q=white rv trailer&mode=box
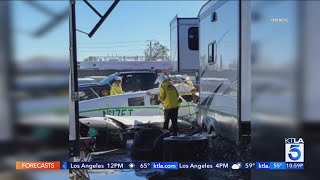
[198,0,251,145]
[170,16,199,75]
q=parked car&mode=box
[78,71,157,101]
[84,76,106,82]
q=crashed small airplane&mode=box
[79,83,198,119]
[79,83,198,131]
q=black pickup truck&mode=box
[78,71,157,101]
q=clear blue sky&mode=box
[13,1,296,65]
[13,1,206,61]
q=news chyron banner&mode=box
[15,161,255,170]
[15,138,304,171]
[15,161,303,171]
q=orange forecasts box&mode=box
[16,161,61,170]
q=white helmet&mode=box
[115,76,122,81]
[182,74,190,81]
[154,75,168,85]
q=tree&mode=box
[144,41,169,61]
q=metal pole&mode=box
[69,0,80,157]
[0,0,15,155]
[88,0,120,38]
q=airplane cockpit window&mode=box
[150,95,160,105]
[126,75,133,83]
[133,74,142,90]
[121,75,130,91]
[122,74,141,92]
[128,97,145,106]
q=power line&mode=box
[78,48,146,53]
[78,44,146,49]
[78,42,163,49]
[78,39,169,45]
[78,40,147,45]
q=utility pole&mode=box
[69,0,120,161]
[149,41,152,61]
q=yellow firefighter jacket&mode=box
[110,83,123,96]
[159,81,180,109]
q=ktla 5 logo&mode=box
[285,138,304,162]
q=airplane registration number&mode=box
[103,109,134,116]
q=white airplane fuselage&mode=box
[79,91,197,119]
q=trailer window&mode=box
[208,41,217,64]
[128,97,145,106]
[188,27,199,50]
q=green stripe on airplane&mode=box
[80,104,197,113]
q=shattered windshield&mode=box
[99,74,117,85]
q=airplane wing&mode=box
[105,115,164,127]
[81,115,194,131]
[80,117,120,130]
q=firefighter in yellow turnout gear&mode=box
[181,75,196,101]
[157,75,180,136]
[110,76,123,96]
[182,74,194,87]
